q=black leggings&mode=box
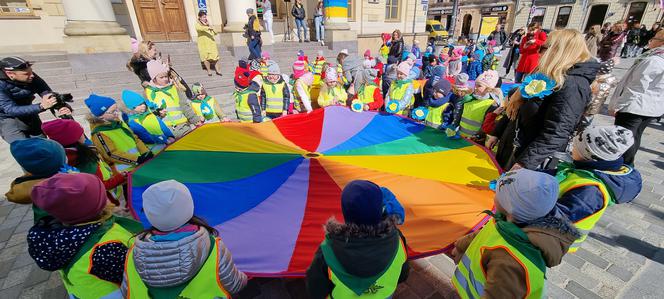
[614,112,656,165]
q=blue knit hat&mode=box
[84,94,116,117]
[10,138,66,176]
[341,180,384,225]
[121,90,146,110]
[495,169,559,223]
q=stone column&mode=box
[323,0,357,52]
[62,0,130,53]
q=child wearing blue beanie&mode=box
[6,138,67,204]
[306,180,409,299]
[121,90,174,153]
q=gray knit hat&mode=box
[246,8,254,14]
[496,169,559,223]
[266,60,280,75]
[573,125,634,161]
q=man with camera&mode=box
[0,56,64,143]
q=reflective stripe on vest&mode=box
[358,84,378,105]
[452,220,545,299]
[327,239,407,298]
[60,222,135,298]
[235,90,255,123]
[424,103,449,128]
[459,99,494,137]
[124,237,230,299]
[264,82,287,113]
[318,85,347,107]
[98,159,122,200]
[557,168,611,253]
[191,97,220,122]
[388,81,413,114]
[145,85,188,127]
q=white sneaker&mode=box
[320,40,325,46]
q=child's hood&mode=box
[27,219,102,271]
[593,165,642,204]
[522,214,580,267]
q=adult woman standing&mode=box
[597,23,626,62]
[503,28,524,77]
[489,29,600,170]
[292,0,310,43]
[387,30,404,65]
[515,22,547,83]
[196,11,221,76]
[261,0,274,44]
[313,1,325,46]
[127,41,193,99]
[585,25,602,57]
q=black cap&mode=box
[0,56,33,71]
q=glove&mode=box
[381,187,405,224]
[137,152,154,164]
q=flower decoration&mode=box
[59,165,80,174]
[519,73,556,99]
[351,100,364,112]
[385,100,401,114]
[411,107,428,120]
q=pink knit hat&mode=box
[32,173,107,225]
[397,61,411,76]
[261,51,270,60]
[475,70,499,88]
[41,119,84,147]
[325,67,338,83]
[147,60,169,82]
[364,49,371,58]
[293,60,307,79]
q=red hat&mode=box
[234,66,251,88]
[41,119,84,147]
[32,173,107,225]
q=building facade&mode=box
[0,0,427,55]
[427,0,516,40]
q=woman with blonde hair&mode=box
[488,29,600,170]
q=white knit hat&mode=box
[142,180,195,232]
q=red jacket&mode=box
[65,149,125,192]
[516,30,547,74]
[353,85,384,111]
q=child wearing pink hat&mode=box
[385,62,415,115]
[318,67,348,108]
[292,60,314,112]
[451,70,501,140]
[448,48,464,76]
[28,173,143,299]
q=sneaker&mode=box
[320,40,325,46]
[305,40,310,43]
[299,40,303,43]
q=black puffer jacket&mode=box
[291,4,306,20]
[513,60,600,169]
[0,74,51,135]
[387,39,404,65]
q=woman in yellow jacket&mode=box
[196,11,222,76]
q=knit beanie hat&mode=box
[297,50,305,58]
[146,60,169,82]
[325,67,338,83]
[433,79,452,97]
[475,70,499,88]
[293,60,307,79]
[573,125,634,161]
[191,82,205,96]
[454,73,469,88]
[341,180,384,225]
[32,173,107,225]
[10,138,66,176]
[261,51,270,60]
[397,61,411,76]
[267,60,280,75]
[121,89,146,110]
[496,169,559,223]
[84,94,116,117]
[364,49,371,57]
[234,66,251,88]
[142,180,195,232]
[41,119,84,147]
[246,8,254,14]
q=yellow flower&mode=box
[524,80,548,96]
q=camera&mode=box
[50,92,74,119]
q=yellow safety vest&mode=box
[357,84,379,106]
[263,81,287,114]
[318,85,348,108]
[59,218,139,298]
[234,89,257,123]
[556,165,611,253]
[425,103,450,128]
[191,96,221,123]
[145,85,188,127]
[313,59,326,75]
[452,219,545,299]
[324,238,407,298]
[293,79,311,109]
[336,64,348,85]
[97,159,122,200]
[388,80,413,115]
[123,237,230,299]
[459,98,494,137]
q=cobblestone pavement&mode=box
[1,56,663,298]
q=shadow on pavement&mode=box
[588,232,664,266]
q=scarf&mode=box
[191,96,215,120]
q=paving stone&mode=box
[41,285,67,299]
[0,205,12,217]
[0,283,24,299]
[0,228,13,243]
[580,262,625,292]
[12,221,32,235]
[0,259,12,279]
[597,284,618,299]
[4,232,26,248]
[565,280,602,299]
[575,248,610,270]
[607,264,634,282]
[12,252,34,270]
[545,268,568,286]
[545,282,574,299]
[394,284,419,299]
[405,266,438,298]
[562,253,586,269]
[556,262,600,291]
[2,264,31,289]
[0,244,25,262]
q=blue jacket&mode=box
[554,159,642,222]
[0,74,51,121]
[123,112,174,145]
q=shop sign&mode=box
[533,0,576,5]
[481,6,509,14]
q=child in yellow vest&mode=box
[449,70,500,140]
[121,89,175,153]
[121,180,247,298]
[306,180,409,299]
[451,169,580,299]
[145,60,202,138]
[317,67,348,108]
[260,61,291,119]
[385,62,414,115]
[352,68,384,111]
[292,60,314,113]
[28,173,143,299]
[191,83,229,123]
[85,94,153,172]
[234,65,264,123]
[554,125,642,253]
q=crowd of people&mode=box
[0,14,662,298]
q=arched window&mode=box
[462,14,472,37]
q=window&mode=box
[555,6,572,29]
[385,0,399,21]
[531,7,546,25]
[348,0,354,21]
[0,0,34,17]
[626,2,647,26]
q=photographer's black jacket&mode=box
[0,73,51,121]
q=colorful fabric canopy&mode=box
[129,106,500,277]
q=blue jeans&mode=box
[248,37,262,60]
[515,71,525,83]
[295,18,308,41]
[314,16,325,42]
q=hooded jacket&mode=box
[454,214,580,298]
[513,60,600,169]
[306,217,410,299]
[120,226,247,296]
[608,47,664,117]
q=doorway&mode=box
[584,4,608,33]
[133,0,190,42]
[626,2,647,26]
[462,14,472,38]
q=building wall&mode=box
[349,0,426,35]
[0,0,66,54]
